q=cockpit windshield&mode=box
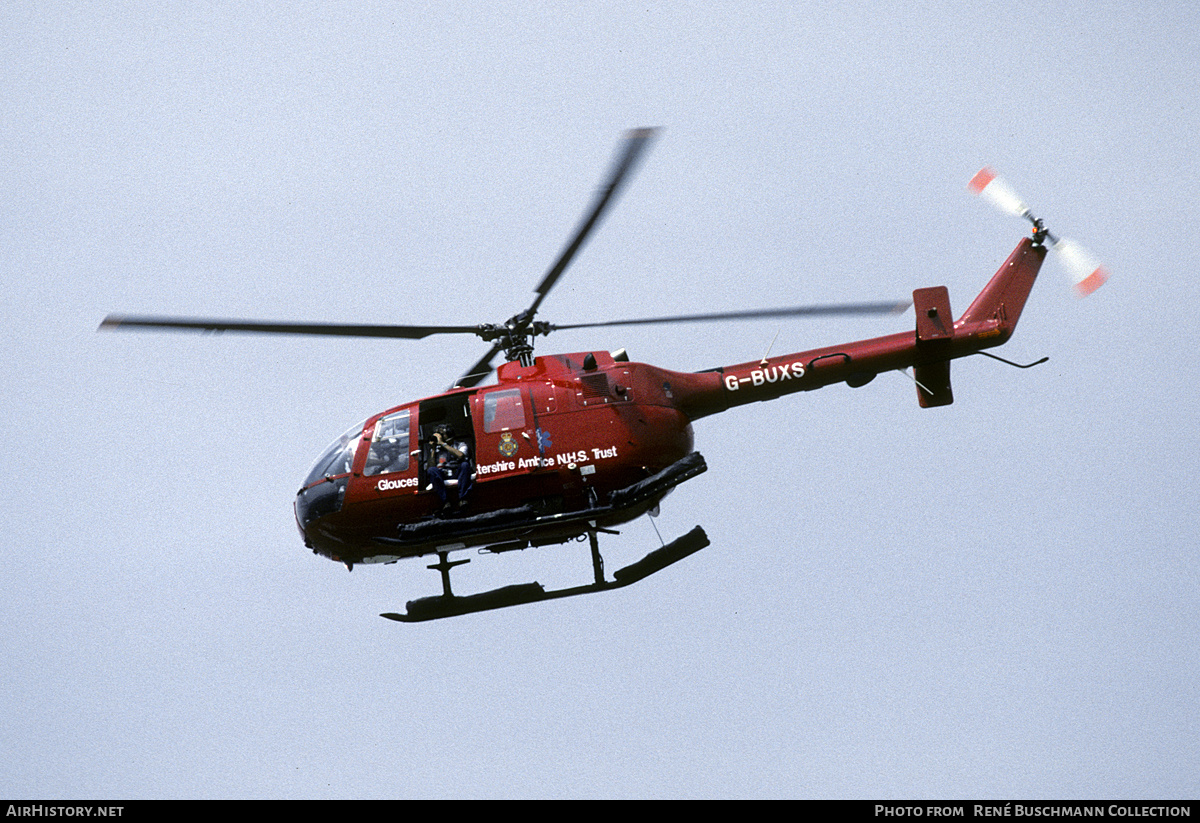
[303,424,362,488]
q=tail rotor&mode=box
[970,167,1109,297]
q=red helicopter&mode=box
[101,129,1107,622]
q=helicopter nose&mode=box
[295,475,349,542]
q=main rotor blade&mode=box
[99,315,482,339]
[550,301,911,331]
[453,342,506,388]
[527,127,659,317]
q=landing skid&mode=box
[380,525,709,623]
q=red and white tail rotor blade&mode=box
[1050,236,1109,297]
[969,167,1030,219]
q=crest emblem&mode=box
[498,431,519,457]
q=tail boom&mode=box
[673,237,1047,418]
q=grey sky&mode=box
[3,1,1198,799]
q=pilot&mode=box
[428,424,473,514]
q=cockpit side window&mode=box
[482,388,525,433]
[364,409,411,477]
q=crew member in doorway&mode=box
[428,424,473,515]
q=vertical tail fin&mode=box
[958,238,1047,341]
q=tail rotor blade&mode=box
[1051,237,1109,297]
[969,167,1031,218]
